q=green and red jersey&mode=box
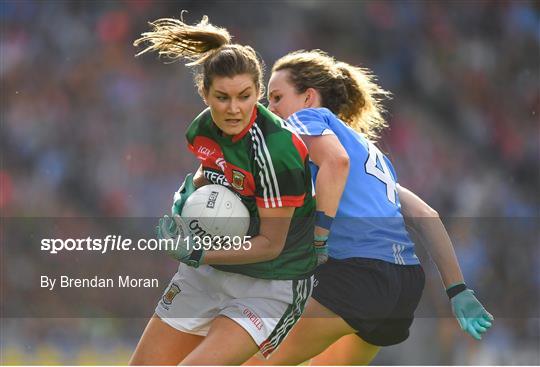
[185,103,316,280]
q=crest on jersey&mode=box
[162,283,181,305]
[232,170,245,190]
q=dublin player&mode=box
[129,16,316,365]
[247,50,494,365]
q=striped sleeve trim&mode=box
[287,113,310,135]
[287,109,329,136]
[255,194,305,208]
[249,123,282,209]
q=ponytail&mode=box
[134,13,264,97]
[272,50,390,140]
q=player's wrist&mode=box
[446,282,468,299]
[186,248,205,267]
[315,210,334,231]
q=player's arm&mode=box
[201,206,294,265]
[302,134,349,235]
[302,134,349,264]
[398,184,493,339]
[397,184,464,287]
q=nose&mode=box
[228,99,240,114]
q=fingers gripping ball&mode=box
[172,173,196,216]
[181,184,250,239]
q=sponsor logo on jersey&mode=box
[162,283,181,305]
[216,157,227,171]
[197,146,216,158]
[242,307,263,330]
[207,191,219,208]
[232,170,245,190]
[204,170,230,186]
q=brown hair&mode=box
[134,13,264,97]
[272,50,390,140]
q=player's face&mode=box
[267,69,308,119]
[205,74,259,136]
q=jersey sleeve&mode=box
[253,130,310,209]
[286,108,335,136]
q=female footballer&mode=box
[246,50,494,365]
[129,17,317,365]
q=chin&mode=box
[218,127,238,137]
[223,123,247,136]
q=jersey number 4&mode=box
[364,141,397,204]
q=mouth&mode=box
[225,119,242,125]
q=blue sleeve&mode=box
[286,108,335,136]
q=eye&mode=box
[273,95,281,103]
[240,94,251,100]
[217,96,228,101]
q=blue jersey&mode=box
[287,108,419,265]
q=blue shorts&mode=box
[312,257,425,346]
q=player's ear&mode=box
[304,88,320,108]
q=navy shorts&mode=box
[312,257,425,346]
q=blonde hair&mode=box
[272,50,391,140]
[134,13,264,97]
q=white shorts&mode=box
[155,264,313,358]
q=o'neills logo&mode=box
[188,219,210,238]
[243,308,263,330]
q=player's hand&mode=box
[172,173,196,216]
[156,214,205,267]
[314,234,328,266]
[450,287,494,340]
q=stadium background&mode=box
[1,0,538,365]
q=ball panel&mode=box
[181,184,250,238]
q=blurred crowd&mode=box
[1,0,539,365]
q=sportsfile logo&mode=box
[206,191,219,208]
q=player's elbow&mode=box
[267,247,284,260]
[257,236,285,261]
[336,153,350,171]
[326,153,350,176]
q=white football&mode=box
[181,184,250,238]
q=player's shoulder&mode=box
[290,107,334,122]
[251,104,308,162]
[252,103,293,141]
[186,108,213,142]
[253,103,285,131]
[287,108,339,136]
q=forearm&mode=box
[398,185,464,288]
[411,216,464,288]
[201,207,293,265]
[201,234,280,265]
[314,159,349,236]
